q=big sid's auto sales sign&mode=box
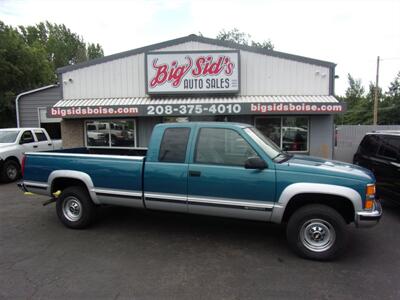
[145,51,240,94]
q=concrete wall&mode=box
[61,119,84,148]
[309,115,334,159]
[18,85,61,127]
[137,117,162,147]
[334,125,400,162]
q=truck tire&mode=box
[56,186,96,229]
[1,160,20,182]
[286,204,348,261]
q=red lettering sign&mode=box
[150,57,193,88]
[147,51,239,94]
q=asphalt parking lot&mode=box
[0,182,399,300]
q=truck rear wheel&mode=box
[286,204,348,261]
[56,186,96,229]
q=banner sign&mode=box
[48,102,346,118]
[145,51,240,94]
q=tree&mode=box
[0,21,54,127]
[87,43,104,60]
[378,72,400,125]
[345,74,365,100]
[216,28,274,50]
[337,72,400,125]
[18,21,99,69]
[0,20,105,127]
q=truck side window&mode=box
[359,135,380,156]
[377,136,400,161]
[195,128,258,166]
[159,128,190,163]
[34,131,47,142]
[20,131,34,144]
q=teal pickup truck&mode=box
[18,122,382,260]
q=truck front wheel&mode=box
[56,186,96,229]
[1,160,20,182]
[286,204,348,261]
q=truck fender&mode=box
[270,183,363,224]
[48,170,99,204]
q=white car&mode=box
[0,128,62,182]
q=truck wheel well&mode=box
[51,178,88,194]
[5,156,21,167]
[281,193,355,224]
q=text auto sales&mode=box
[150,55,235,91]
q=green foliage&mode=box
[18,21,99,69]
[87,43,104,60]
[337,72,400,125]
[216,28,274,50]
[0,21,54,127]
[0,20,104,127]
[378,72,400,125]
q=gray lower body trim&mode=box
[143,192,275,221]
[144,192,187,213]
[23,181,50,196]
[187,196,274,211]
[94,188,144,208]
[187,195,274,221]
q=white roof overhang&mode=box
[49,95,345,118]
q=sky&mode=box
[1,0,399,96]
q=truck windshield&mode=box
[0,131,19,143]
[245,127,287,161]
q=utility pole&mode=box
[373,56,380,125]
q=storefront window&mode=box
[86,120,136,148]
[254,117,281,146]
[255,116,309,152]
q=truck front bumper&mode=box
[355,200,382,228]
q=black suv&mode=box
[353,131,400,200]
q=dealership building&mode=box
[17,34,344,158]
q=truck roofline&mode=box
[155,122,253,129]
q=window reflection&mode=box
[86,120,136,148]
[255,116,309,152]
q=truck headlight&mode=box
[365,183,376,210]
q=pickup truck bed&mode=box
[19,122,382,261]
[23,149,145,205]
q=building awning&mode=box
[48,95,345,118]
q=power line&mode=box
[381,57,400,61]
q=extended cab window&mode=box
[159,128,190,163]
[34,131,47,142]
[195,128,258,166]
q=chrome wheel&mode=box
[63,197,82,222]
[300,219,336,252]
[6,164,18,180]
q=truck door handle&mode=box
[48,143,52,146]
[33,145,38,148]
[189,170,201,177]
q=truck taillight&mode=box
[365,184,376,210]
[21,155,26,178]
